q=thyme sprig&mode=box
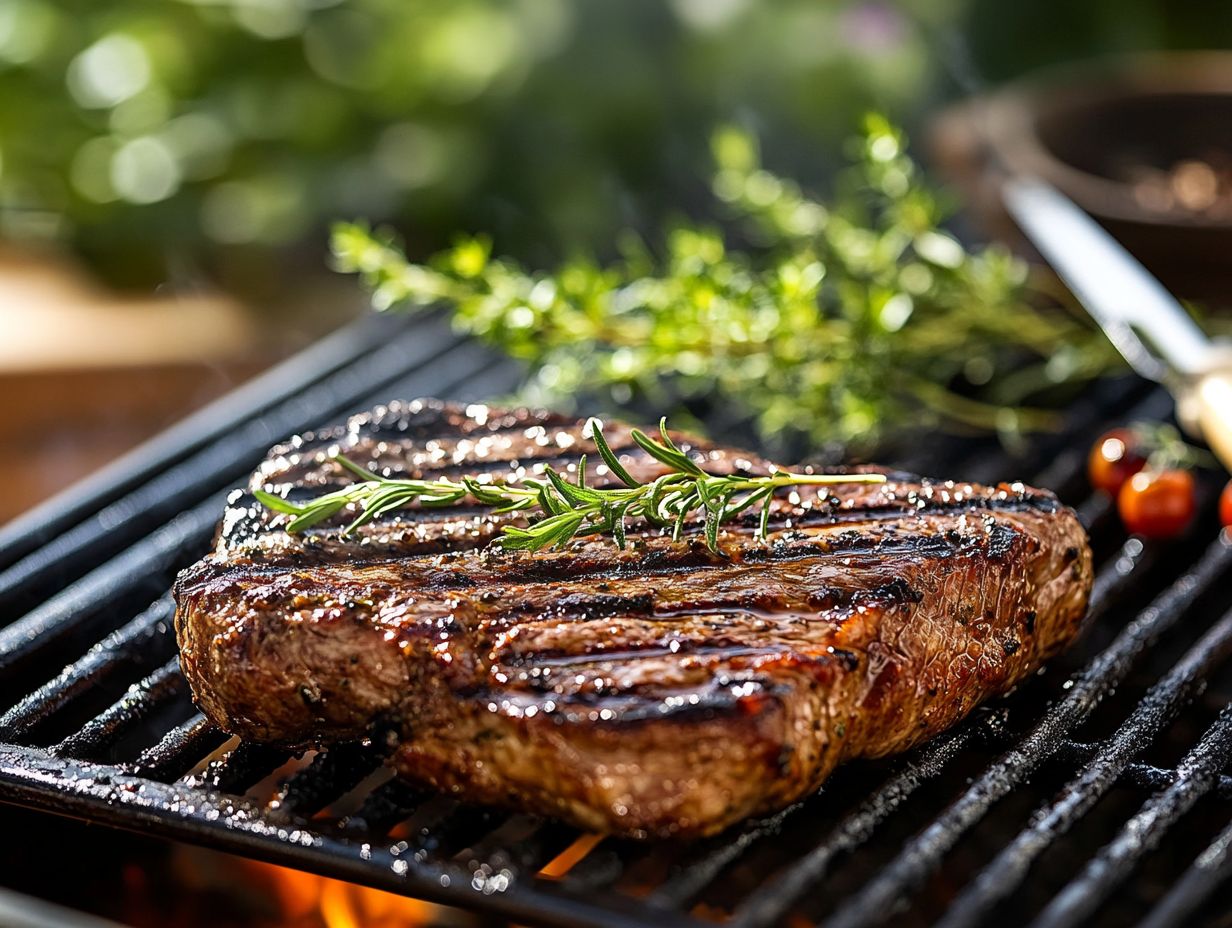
[331,115,1121,454]
[253,418,885,552]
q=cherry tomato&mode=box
[1088,428,1148,496]
[1117,469,1196,539]
[1220,480,1232,530]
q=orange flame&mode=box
[240,858,442,928]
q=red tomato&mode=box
[1117,470,1196,539]
[1088,428,1147,496]
[1221,480,1232,530]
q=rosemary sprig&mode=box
[253,418,885,552]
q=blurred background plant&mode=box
[3,0,1225,298]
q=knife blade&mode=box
[1002,176,1213,378]
[1001,176,1232,470]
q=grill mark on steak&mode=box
[492,577,923,625]
[260,407,729,489]
[277,401,578,451]
[462,677,790,725]
[174,400,1092,839]
[180,520,1023,599]
[509,642,790,668]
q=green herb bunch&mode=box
[331,115,1118,453]
[254,417,884,552]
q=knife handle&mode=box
[1180,367,1232,473]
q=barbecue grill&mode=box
[2,312,1231,928]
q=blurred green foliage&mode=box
[0,0,947,287]
[1,0,1221,292]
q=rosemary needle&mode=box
[253,417,885,553]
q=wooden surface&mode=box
[0,364,269,523]
[0,246,270,523]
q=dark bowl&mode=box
[931,52,1232,303]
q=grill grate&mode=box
[1,314,1231,927]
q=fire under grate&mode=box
[1,313,1231,927]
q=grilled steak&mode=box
[174,400,1092,838]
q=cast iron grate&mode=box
[1,313,1231,927]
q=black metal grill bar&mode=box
[817,536,1232,928]
[1079,538,1149,622]
[53,658,185,760]
[1033,704,1232,928]
[1056,740,1232,799]
[937,603,1232,928]
[448,810,566,867]
[553,840,630,893]
[646,804,804,911]
[1073,495,1112,533]
[453,811,539,862]
[0,743,683,928]
[0,595,174,741]
[1136,816,1232,928]
[402,797,503,856]
[0,315,396,571]
[1116,762,1232,801]
[133,714,227,782]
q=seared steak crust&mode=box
[174,400,1092,838]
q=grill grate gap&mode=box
[189,741,297,796]
[269,741,387,818]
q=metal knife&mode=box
[1002,177,1232,471]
